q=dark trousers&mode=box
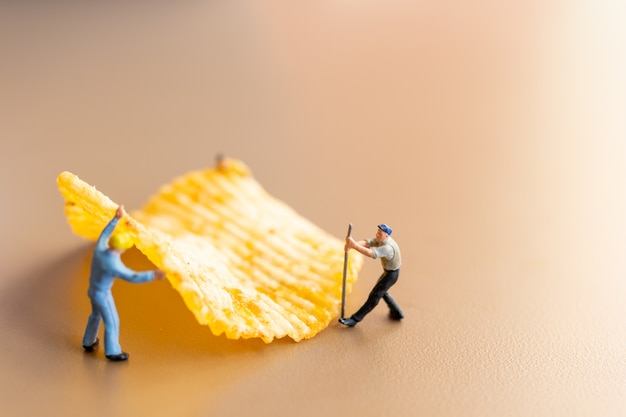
[352,268,402,322]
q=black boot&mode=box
[83,338,99,352]
[389,310,404,320]
[106,352,129,361]
[383,293,403,320]
[338,317,358,327]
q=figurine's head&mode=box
[376,224,392,242]
[109,232,134,251]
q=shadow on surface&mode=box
[0,246,90,353]
[1,245,289,361]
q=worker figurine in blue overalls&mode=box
[82,205,165,361]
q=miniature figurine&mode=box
[339,224,403,327]
[216,153,227,170]
[82,205,165,361]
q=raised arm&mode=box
[95,205,127,251]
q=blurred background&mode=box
[1,1,625,416]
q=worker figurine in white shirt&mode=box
[339,224,404,327]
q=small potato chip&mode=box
[57,158,362,342]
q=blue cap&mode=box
[378,224,392,235]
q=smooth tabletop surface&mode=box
[1,2,626,416]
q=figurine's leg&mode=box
[100,293,122,356]
[82,302,102,348]
[382,293,404,320]
[351,269,399,323]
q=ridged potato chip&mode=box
[57,158,362,342]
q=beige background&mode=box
[1,1,626,416]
